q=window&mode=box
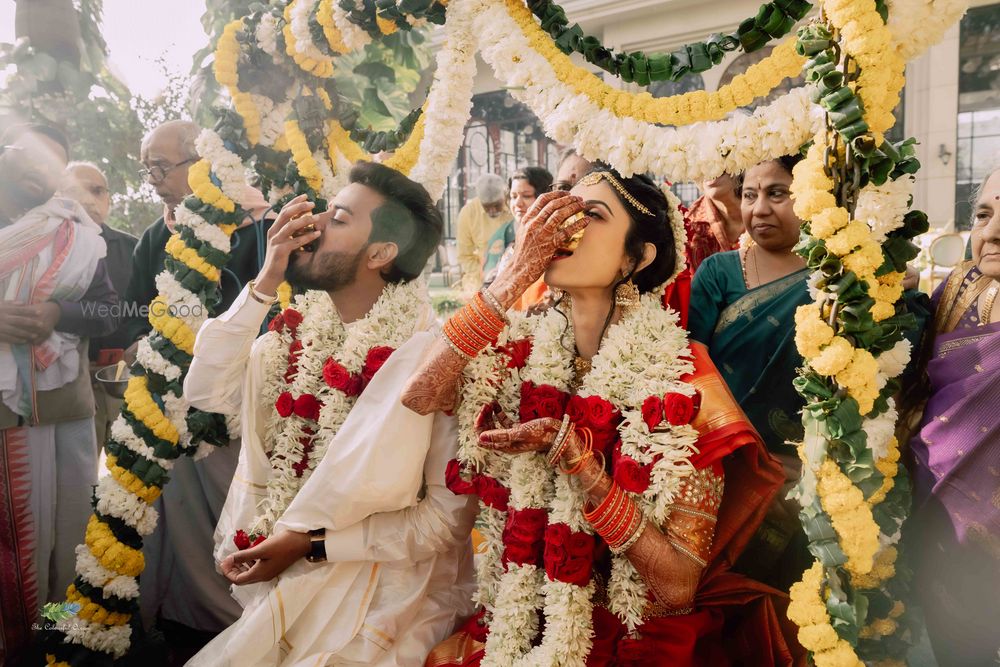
[955,3,1000,230]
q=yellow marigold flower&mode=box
[872,301,895,322]
[819,460,879,576]
[795,304,836,359]
[811,207,851,240]
[810,336,855,376]
[376,15,398,35]
[799,623,840,652]
[842,242,884,281]
[825,220,871,256]
[795,191,838,223]
[814,642,864,667]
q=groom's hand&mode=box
[221,530,312,585]
[254,194,322,297]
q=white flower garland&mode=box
[175,205,231,253]
[328,0,371,51]
[888,0,973,61]
[195,129,247,204]
[94,476,159,536]
[73,544,140,600]
[473,0,822,183]
[399,0,478,201]
[854,175,914,243]
[251,279,430,536]
[290,0,335,66]
[460,291,699,665]
[58,617,131,658]
[256,11,282,61]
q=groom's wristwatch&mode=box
[306,528,327,563]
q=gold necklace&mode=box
[981,282,999,326]
[572,352,592,390]
[740,239,755,287]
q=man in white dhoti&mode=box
[183,162,476,666]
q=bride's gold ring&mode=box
[562,211,586,228]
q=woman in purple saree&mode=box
[906,168,1000,666]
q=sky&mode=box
[0,0,208,98]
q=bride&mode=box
[403,168,802,666]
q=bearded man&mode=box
[183,162,476,666]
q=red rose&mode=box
[285,340,303,382]
[543,523,594,586]
[282,308,303,331]
[585,395,617,429]
[500,338,532,369]
[251,534,266,547]
[519,382,567,422]
[613,453,651,494]
[362,346,395,384]
[663,392,695,426]
[474,474,510,511]
[565,395,588,424]
[293,393,321,421]
[267,313,285,332]
[502,507,548,567]
[445,459,477,496]
[233,529,251,550]
[323,358,361,396]
[275,391,294,417]
[641,395,664,431]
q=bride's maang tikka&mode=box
[578,171,653,217]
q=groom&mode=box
[183,162,476,666]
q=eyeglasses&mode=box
[139,158,197,184]
[549,181,573,192]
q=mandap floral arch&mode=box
[43,0,972,664]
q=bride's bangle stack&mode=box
[584,481,644,555]
[443,291,507,359]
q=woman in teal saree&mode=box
[689,156,811,591]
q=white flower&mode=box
[256,12,282,61]
[855,176,914,243]
[196,129,248,204]
[877,339,912,379]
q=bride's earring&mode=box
[614,278,640,310]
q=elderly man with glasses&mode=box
[120,119,274,660]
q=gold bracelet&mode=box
[248,280,278,305]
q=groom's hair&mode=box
[349,161,443,284]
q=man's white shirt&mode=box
[183,286,476,666]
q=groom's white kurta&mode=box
[182,287,476,666]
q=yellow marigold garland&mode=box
[277,281,293,310]
[824,0,905,144]
[164,235,222,283]
[867,438,899,506]
[817,459,880,576]
[213,20,264,145]
[283,0,335,78]
[189,159,237,213]
[123,375,180,444]
[105,455,161,504]
[45,657,71,667]
[65,585,131,627]
[327,120,370,164]
[383,113,426,175]
[315,0,351,54]
[84,516,144,578]
[285,119,325,192]
[504,0,805,126]
[787,562,865,667]
[146,296,197,356]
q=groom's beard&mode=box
[285,244,366,291]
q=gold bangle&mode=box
[248,280,278,305]
[579,451,608,493]
[479,289,507,322]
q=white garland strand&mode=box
[406,0,478,200]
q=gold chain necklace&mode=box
[740,239,755,287]
[981,282,999,326]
